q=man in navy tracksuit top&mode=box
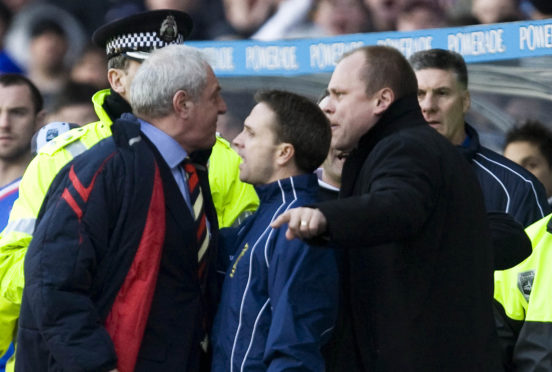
[211,90,338,372]
[409,49,550,228]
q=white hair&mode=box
[130,44,209,118]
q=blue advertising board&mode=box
[187,19,552,77]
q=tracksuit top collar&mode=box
[254,173,319,204]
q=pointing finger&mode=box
[271,211,291,228]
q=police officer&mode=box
[494,213,552,372]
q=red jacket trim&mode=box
[104,163,166,372]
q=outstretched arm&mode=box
[274,135,441,247]
[271,207,327,240]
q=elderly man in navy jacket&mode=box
[17,45,225,372]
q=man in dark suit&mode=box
[16,45,225,371]
[272,45,502,371]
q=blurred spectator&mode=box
[396,1,448,31]
[527,0,552,19]
[70,43,108,90]
[471,0,526,23]
[145,0,229,40]
[505,96,549,125]
[45,81,97,125]
[316,146,346,200]
[504,120,552,204]
[443,0,474,21]
[251,0,314,40]
[363,0,405,31]
[46,0,144,37]
[310,0,371,36]
[0,72,44,372]
[103,1,145,24]
[263,0,372,40]
[0,0,32,13]
[145,0,198,8]
[217,91,254,142]
[447,13,480,26]
[27,19,69,104]
[4,1,86,71]
[0,73,44,250]
[0,2,21,73]
[221,0,279,38]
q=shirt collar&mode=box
[138,118,188,168]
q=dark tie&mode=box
[182,158,210,278]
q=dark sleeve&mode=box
[22,163,118,371]
[217,225,244,294]
[264,229,339,371]
[493,300,522,372]
[511,176,550,227]
[513,321,552,371]
[316,136,440,247]
[218,227,240,272]
[488,212,532,270]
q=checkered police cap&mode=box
[92,9,193,60]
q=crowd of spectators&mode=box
[0,0,550,128]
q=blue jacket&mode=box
[211,174,338,372]
[460,123,550,227]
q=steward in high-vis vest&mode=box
[494,213,552,372]
[0,10,259,365]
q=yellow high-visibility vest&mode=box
[494,213,552,371]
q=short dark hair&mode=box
[30,19,65,39]
[343,46,418,99]
[0,74,43,113]
[505,120,552,167]
[254,90,331,174]
[409,48,468,88]
[49,81,97,113]
[400,0,445,16]
[107,54,132,70]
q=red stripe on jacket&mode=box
[62,155,115,218]
[104,163,166,372]
[61,189,82,219]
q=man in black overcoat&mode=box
[272,45,502,372]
